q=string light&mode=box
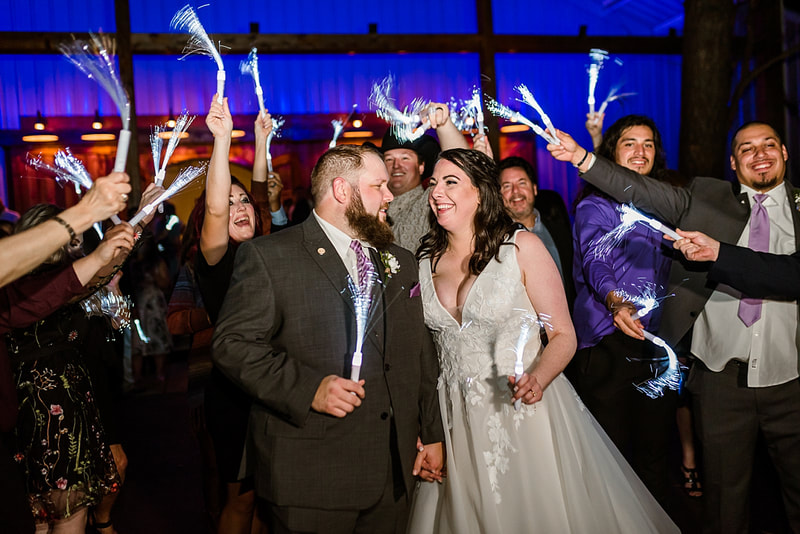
[34,110,46,131]
[92,110,103,130]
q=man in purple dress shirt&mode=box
[571,115,677,513]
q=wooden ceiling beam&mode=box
[0,32,683,55]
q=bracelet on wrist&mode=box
[573,149,591,169]
[52,216,80,247]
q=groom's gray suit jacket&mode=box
[212,215,444,510]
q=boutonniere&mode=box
[793,191,800,211]
[379,250,400,281]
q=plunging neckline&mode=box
[426,258,483,329]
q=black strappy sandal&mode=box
[681,464,703,498]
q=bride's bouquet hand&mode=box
[509,373,543,405]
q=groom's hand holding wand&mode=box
[311,375,366,418]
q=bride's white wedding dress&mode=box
[408,232,678,533]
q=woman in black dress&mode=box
[196,95,283,534]
[7,205,137,533]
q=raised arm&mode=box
[200,95,234,266]
[512,231,576,403]
[426,102,469,150]
[252,110,274,190]
[585,111,604,150]
[1,222,134,332]
[0,172,130,288]
[547,129,690,226]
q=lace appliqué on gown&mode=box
[408,230,678,534]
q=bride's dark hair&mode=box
[417,148,517,275]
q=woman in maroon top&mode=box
[3,212,135,534]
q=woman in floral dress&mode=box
[6,203,140,533]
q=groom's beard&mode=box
[345,190,394,250]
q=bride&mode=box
[408,149,678,533]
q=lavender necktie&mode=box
[737,193,769,327]
[350,240,375,293]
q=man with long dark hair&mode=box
[570,115,677,512]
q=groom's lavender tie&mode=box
[738,193,770,327]
[350,240,375,293]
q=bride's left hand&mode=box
[509,373,543,405]
[413,438,446,482]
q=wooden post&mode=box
[476,0,500,158]
[115,0,141,205]
[679,0,735,178]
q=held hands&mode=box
[254,110,274,145]
[311,375,365,418]
[605,290,644,340]
[672,228,720,263]
[80,172,131,223]
[508,372,543,405]
[413,437,445,483]
[206,95,233,139]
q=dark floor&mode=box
[107,353,791,534]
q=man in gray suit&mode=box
[213,144,445,534]
[548,122,800,534]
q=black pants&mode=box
[687,361,800,534]
[572,330,677,512]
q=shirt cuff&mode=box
[578,153,597,175]
[271,207,289,226]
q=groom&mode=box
[213,144,444,534]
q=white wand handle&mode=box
[113,129,131,173]
[266,134,275,173]
[350,351,362,382]
[109,129,131,226]
[256,88,265,115]
[514,365,524,411]
[646,219,681,241]
[128,204,154,227]
[130,185,175,226]
[216,70,226,104]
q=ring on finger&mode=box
[121,193,129,201]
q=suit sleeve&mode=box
[709,242,800,299]
[582,156,691,226]
[212,240,326,427]
[418,319,445,445]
